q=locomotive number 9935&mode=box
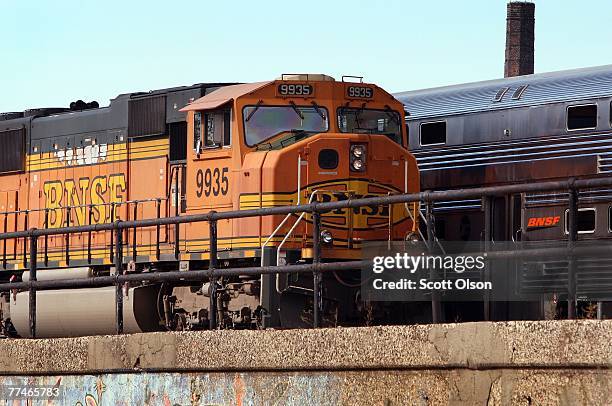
[346,85,373,99]
[196,167,229,198]
[277,83,313,97]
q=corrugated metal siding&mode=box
[396,65,612,120]
[128,95,166,137]
[520,258,612,297]
[525,189,612,206]
[0,128,25,173]
[414,132,612,172]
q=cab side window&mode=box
[194,109,232,152]
[205,110,231,148]
[193,112,203,151]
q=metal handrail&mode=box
[2,176,612,241]
[275,190,321,294]
[260,155,304,266]
[276,190,321,266]
[0,197,167,217]
[403,160,444,254]
[0,175,611,336]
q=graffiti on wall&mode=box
[0,372,337,405]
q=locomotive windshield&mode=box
[338,108,403,145]
[244,105,329,148]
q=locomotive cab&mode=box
[180,75,420,263]
[177,75,420,327]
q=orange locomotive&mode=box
[0,74,419,336]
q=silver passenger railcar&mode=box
[395,65,612,319]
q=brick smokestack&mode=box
[504,1,535,77]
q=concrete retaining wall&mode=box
[0,320,610,405]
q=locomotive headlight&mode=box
[351,144,365,158]
[320,230,334,244]
[350,144,367,172]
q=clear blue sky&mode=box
[2,0,611,112]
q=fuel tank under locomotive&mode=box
[1,268,164,338]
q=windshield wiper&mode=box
[289,101,304,120]
[245,100,264,122]
[310,101,326,120]
[353,102,368,128]
[384,104,401,126]
[357,102,367,118]
[339,101,349,116]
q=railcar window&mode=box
[492,87,509,102]
[564,208,596,234]
[193,112,202,151]
[420,121,446,146]
[204,110,231,148]
[194,110,232,152]
[511,84,529,100]
[244,105,328,148]
[337,108,402,145]
[609,206,612,232]
[567,104,597,131]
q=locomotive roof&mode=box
[0,82,238,123]
[395,64,612,120]
[181,82,271,112]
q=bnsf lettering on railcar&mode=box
[527,216,560,228]
[43,174,127,228]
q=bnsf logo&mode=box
[527,216,560,228]
[317,191,390,217]
[43,174,127,228]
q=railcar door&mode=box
[491,196,509,241]
[490,193,543,320]
[185,108,234,256]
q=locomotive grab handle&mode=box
[275,190,321,294]
[260,155,304,267]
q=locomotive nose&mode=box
[306,134,409,185]
[300,133,417,249]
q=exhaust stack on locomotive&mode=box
[0,74,419,336]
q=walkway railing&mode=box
[0,197,170,268]
[1,176,612,337]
